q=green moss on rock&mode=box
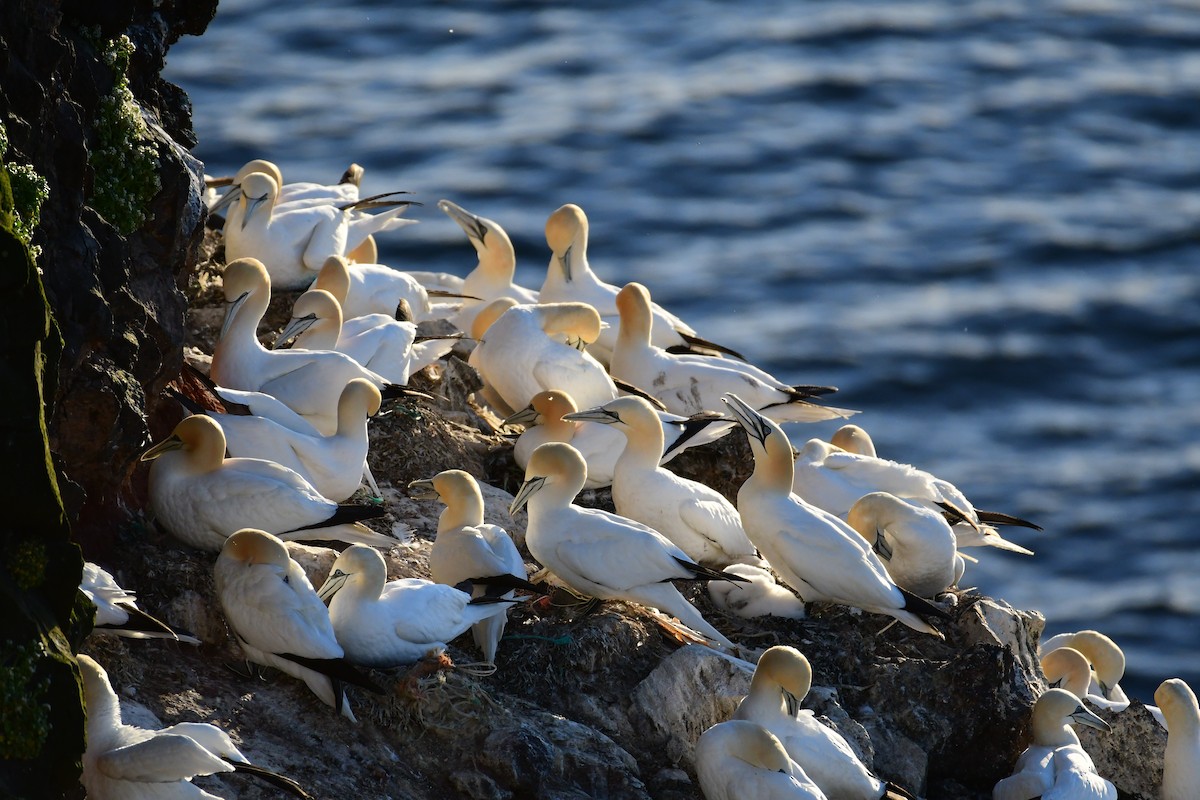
[88,35,162,235]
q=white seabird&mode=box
[409,469,534,665]
[830,424,877,457]
[208,158,362,213]
[563,395,757,567]
[992,688,1114,800]
[508,441,744,649]
[311,254,445,323]
[791,436,1036,556]
[1156,678,1199,800]
[539,203,742,364]
[708,563,807,621]
[695,719,828,800]
[734,646,914,800]
[82,562,200,644]
[610,282,853,424]
[223,171,416,291]
[469,300,618,414]
[797,424,1041,541]
[209,258,418,435]
[845,491,964,599]
[141,415,393,552]
[275,288,454,386]
[210,377,381,502]
[214,529,379,721]
[78,653,313,800]
[721,393,947,636]
[1040,646,1095,700]
[316,544,512,668]
[506,389,735,490]
[439,199,539,333]
[1037,630,1165,727]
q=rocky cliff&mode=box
[0,1,1170,798]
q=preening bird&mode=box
[695,719,828,800]
[210,377,381,502]
[78,652,314,800]
[845,492,964,598]
[469,300,618,414]
[316,544,513,668]
[275,288,454,385]
[214,529,381,722]
[410,469,534,665]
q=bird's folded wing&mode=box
[97,733,233,781]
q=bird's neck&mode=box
[439,498,484,533]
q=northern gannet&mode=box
[439,199,539,333]
[1156,678,1199,799]
[275,289,454,386]
[1038,631,1130,710]
[214,529,380,721]
[506,390,735,489]
[610,283,853,424]
[316,544,512,668]
[211,378,380,502]
[409,469,533,665]
[208,158,362,213]
[209,258,417,435]
[508,442,745,649]
[469,300,617,414]
[142,415,392,552]
[223,171,416,290]
[311,254,443,323]
[1037,630,1165,726]
[992,688,1114,800]
[563,396,757,567]
[539,203,741,364]
[82,562,200,644]
[721,393,947,636]
[791,437,1036,556]
[845,492,964,598]
[707,563,807,621]
[695,719,828,800]
[78,653,313,800]
[734,646,914,800]
[830,424,877,457]
[1040,647,1094,700]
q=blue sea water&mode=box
[165,0,1200,700]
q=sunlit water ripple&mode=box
[167,0,1200,699]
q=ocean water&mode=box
[165,0,1200,700]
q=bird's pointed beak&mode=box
[219,291,251,342]
[209,185,242,214]
[406,478,439,501]
[874,532,893,562]
[509,476,546,516]
[502,405,540,428]
[721,393,771,446]
[438,199,488,244]
[561,407,621,425]
[559,245,573,282]
[241,193,268,229]
[140,435,184,462]
[274,314,318,349]
[1069,704,1111,732]
[316,570,348,604]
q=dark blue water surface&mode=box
[166,0,1200,699]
